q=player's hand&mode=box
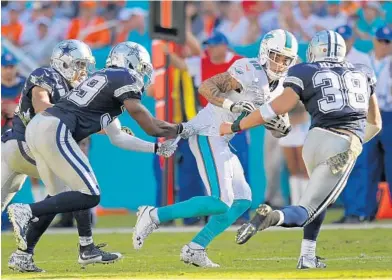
[264,113,291,137]
[230,101,256,114]
[156,139,178,158]
[178,122,197,139]
[220,122,234,136]
[121,126,135,136]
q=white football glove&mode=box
[156,139,178,158]
[230,101,257,114]
[264,113,291,138]
[178,122,197,139]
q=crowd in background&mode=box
[1,1,392,227]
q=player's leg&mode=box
[237,128,361,245]
[181,136,244,267]
[7,115,100,250]
[133,135,231,252]
[1,140,36,211]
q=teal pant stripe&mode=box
[197,136,220,198]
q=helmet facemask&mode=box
[263,49,297,80]
[69,57,96,87]
[135,61,153,87]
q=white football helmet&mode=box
[306,30,346,63]
[259,29,298,81]
[51,39,95,87]
[106,41,153,87]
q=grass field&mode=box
[2,210,392,280]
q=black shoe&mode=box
[236,204,279,244]
[78,243,122,267]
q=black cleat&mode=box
[236,204,279,244]
[78,243,122,267]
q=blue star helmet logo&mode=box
[59,43,77,58]
[127,45,141,61]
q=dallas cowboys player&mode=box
[5,41,179,271]
[132,29,297,267]
[220,30,382,269]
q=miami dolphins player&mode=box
[6,41,188,267]
[220,30,382,269]
[133,29,297,267]
[4,40,178,272]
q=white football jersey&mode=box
[188,58,273,140]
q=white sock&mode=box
[188,241,204,250]
[79,236,93,247]
[149,208,160,224]
[289,176,301,205]
[16,249,30,255]
[300,239,316,258]
[31,185,45,202]
[275,210,284,226]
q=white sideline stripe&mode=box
[2,223,392,235]
[31,255,392,264]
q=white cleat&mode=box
[180,244,220,268]
[132,206,158,250]
[7,204,33,251]
[297,255,327,269]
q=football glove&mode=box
[230,101,257,114]
[155,139,178,158]
[121,126,135,136]
[264,113,291,138]
[178,122,197,139]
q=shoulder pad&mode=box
[28,67,55,93]
[228,58,261,88]
[113,69,144,98]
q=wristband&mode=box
[154,143,159,153]
[231,120,242,133]
[259,103,277,122]
[176,123,183,135]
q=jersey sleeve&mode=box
[283,63,309,99]
[26,68,55,95]
[113,71,144,104]
[227,58,255,90]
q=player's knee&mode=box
[232,199,251,213]
[82,193,100,209]
[195,196,229,214]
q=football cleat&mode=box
[8,250,45,273]
[133,206,158,250]
[78,243,122,267]
[7,204,33,251]
[236,204,279,244]
[180,244,220,268]
[297,256,327,269]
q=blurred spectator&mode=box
[337,25,371,66]
[191,1,221,42]
[315,1,348,31]
[257,1,279,34]
[67,1,110,48]
[22,17,58,66]
[41,2,71,41]
[1,53,25,134]
[294,1,320,42]
[278,2,302,40]
[114,8,147,45]
[364,26,392,221]
[241,1,262,45]
[354,2,385,40]
[216,2,247,45]
[1,3,23,45]
[340,1,361,18]
[19,2,43,46]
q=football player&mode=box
[220,30,382,269]
[132,29,297,267]
[4,40,178,272]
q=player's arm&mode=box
[104,118,156,152]
[220,87,299,135]
[364,94,382,143]
[198,72,242,108]
[123,99,182,138]
[31,86,53,113]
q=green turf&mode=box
[2,228,392,279]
